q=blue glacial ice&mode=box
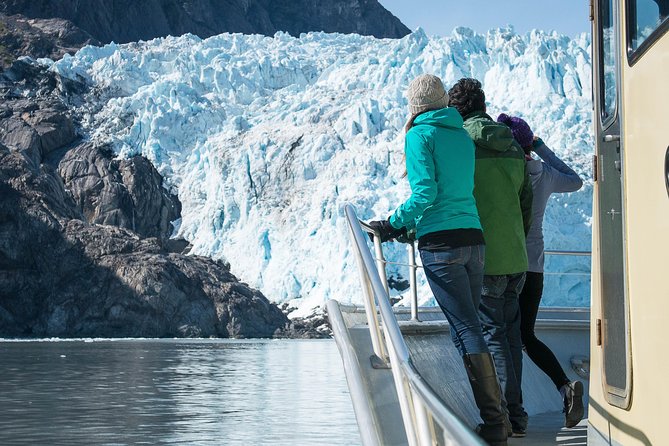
[48,27,594,316]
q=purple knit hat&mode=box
[497,113,534,148]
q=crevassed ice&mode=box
[48,28,593,316]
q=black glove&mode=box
[368,220,406,243]
[395,228,416,244]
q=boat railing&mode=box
[366,235,592,323]
[345,203,486,446]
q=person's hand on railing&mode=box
[367,220,407,242]
[395,228,416,244]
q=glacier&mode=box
[46,27,594,316]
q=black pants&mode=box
[519,271,570,391]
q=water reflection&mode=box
[0,339,360,445]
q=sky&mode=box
[379,0,591,38]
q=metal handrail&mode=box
[345,204,485,446]
[375,250,592,271]
[544,250,591,256]
[370,244,590,320]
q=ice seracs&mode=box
[47,27,593,316]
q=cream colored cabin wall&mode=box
[619,28,669,443]
[589,9,669,445]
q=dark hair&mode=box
[447,78,486,118]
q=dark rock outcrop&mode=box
[1,0,410,45]
[58,143,181,241]
[277,304,332,339]
[0,13,99,68]
[0,60,289,338]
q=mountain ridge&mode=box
[1,0,410,44]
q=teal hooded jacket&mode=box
[389,108,481,239]
[462,111,533,275]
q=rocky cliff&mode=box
[1,0,410,43]
[0,13,99,68]
[0,60,298,338]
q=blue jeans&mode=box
[420,245,488,355]
[479,272,528,430]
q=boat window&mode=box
[600,0,617,124]
[627,0,669,63]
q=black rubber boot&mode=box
[463,353,509,446]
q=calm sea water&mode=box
[0,339,361,446]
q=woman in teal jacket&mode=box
[369,74,507,446]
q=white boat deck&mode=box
[510,412,587,445]
[332,304,590,446]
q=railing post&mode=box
[350,226,388,363]
[412,396,433,446]
[408,242,419,322]
[374,237,390,296]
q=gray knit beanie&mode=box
[406,74,449,116]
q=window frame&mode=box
[600,0,618,127]
[626,0,669,65]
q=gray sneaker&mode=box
[560,381,584,428]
